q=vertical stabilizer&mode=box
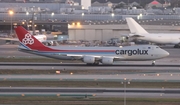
[126,18,149,35]
[14,26,56,51]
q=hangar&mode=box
[68,25,129,41]
[68,24,180,42]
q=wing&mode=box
[62,54,125,61]
[0,38,18,41]
[66,54,101,60]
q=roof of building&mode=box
[149,0,162,5]
[92,0,165,4]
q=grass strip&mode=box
[0,69,160,74]
[0,97,180,105]
[0,57,80,63]
[0,81,180,88]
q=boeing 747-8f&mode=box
[126,18,180,48]
[14,26,169,65]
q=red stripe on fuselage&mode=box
[37,49,115,52]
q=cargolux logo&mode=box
[115,49,148,56]
[22,33,34,45]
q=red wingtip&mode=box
[14,26,52,51]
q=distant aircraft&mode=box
[14,26,169,65]
[126,18,180,48]
[0,34,46,42]
[0,33,55,46]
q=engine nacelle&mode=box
[83,56,95,63]
[101,57,114,65]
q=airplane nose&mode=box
[164,50,169,57]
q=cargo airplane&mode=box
[126,18,180,48]
[14,26,169,65]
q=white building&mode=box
[92,1,113,8]
[89,7,112,14]
[81,0,91,10]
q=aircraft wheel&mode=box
[86,63,99,66]
[86,63,93,65]
[93,62,99,65]
[86,62,99,66]
[174,44,180,48]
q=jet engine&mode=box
[101,57,114,65]
[83,56,95,63]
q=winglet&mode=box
[14,26,53,51]
[126,18,149,35]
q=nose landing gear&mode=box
[152,61,156,66]
[174,44,180,48]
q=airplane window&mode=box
[156,47,159,48]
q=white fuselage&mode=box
[126,18,180,45]
[34,35,47,42]
[18,45,169,61]
[137,33,180,44]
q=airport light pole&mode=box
[32,12,36,35]
[111,13,115,22]
[81,13,84,21]
[121,78,130,105]
[9,10,14,35]
[26,12,29,30]
[26,12,29,15]
[82,13,84,22]
[111,13,115,17]
[51,12,54,20]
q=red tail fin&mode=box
[14,26,53,51]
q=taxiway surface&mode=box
[0,87,179,98]
[0,74,179,81]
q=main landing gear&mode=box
[174,44,180,48]
[86,62,99,66]
[152,61,156,66]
